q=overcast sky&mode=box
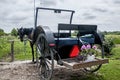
[0,0,120,33]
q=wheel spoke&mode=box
[36,33,54,80]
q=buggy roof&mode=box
[35,7,75,32]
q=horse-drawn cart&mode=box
[34,7,109,80]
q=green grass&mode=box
[96,46,120,80]
[14,52,32,60]
[99,60,120,80]
[0,36,32,61]
[111,46,120,59]
[0,36,11,60]
[14,40,32,60]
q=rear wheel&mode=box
[84,44,104,73]
[36,33,54,80]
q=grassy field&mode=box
[98,45,120,80]
[14,40,32,61]
[99,60,120,80]
[111,46,120,59]
[0,36,32,61]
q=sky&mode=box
[0,0,120,33]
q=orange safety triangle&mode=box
[69,45,80,58]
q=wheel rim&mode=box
[36,34,54,80]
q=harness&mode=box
[28,28,34,42]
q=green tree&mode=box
[11,28,17,37]
[0,28,4,36]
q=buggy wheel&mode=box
[84,64,102,73]
[84,44,104,73]
[36,33,54,80]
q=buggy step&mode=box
[62,58,109,69]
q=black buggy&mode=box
[34,7,108,80]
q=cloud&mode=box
[113,0,120,4]
[41,0,57,7]
[0,0,120,33]
[0,0,34,32]
[93,8,108,13]
[82,13,96,20]
[0,0,8,3]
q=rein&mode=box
[23,37,33,54]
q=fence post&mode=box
[9,40,14,62]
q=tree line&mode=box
[102,31,120,35]
[0,28,17,37]
[0,28,120,37]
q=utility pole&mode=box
[34,0,35,28]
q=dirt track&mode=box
[0,60,91,80]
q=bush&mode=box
[103,37,115,56]
[106,35,120,44]
[0,28,5,36]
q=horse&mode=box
[18,26,64,65]
[17,26,44,63]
